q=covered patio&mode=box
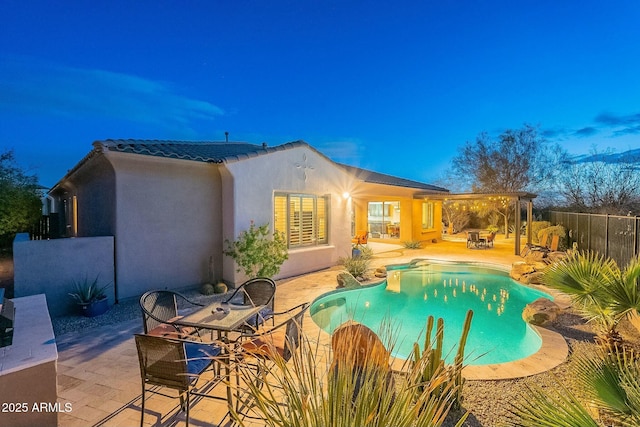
[416,191,538,255]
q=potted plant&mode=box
[68,276,110,317]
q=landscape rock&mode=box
[510,263,536,281]
[522,298,560,326]
[337,272,362,289]
[374,267,387,278]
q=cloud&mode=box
[0,55,224,129]
[573,126,599,137]
[594,111,640,136]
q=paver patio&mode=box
[54,236,565,427]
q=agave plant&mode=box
[231,319,470,427]
[542,251,640,345]
[507,344,640,427]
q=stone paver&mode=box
[54,237,568,426]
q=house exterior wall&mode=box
[412,199,444,242]
[222,146,353,284]
[106,152,223,299]
[51,155,116,238]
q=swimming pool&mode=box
[310,260,552,365]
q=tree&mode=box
[558,148,640,214]
[451,124,564,237]
[0,149,42,250]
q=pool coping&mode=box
[311,257,570,381]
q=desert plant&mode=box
[338,255,371,279]
[542,251,640,345]
[224,221,288,278]
[358,244,374,259]
[507,344,640,427]
[231,319,469,427]
[68,276,108,304]
[403,240,422,249]
[411,310,473,410]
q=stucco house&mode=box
[46,139,448,300]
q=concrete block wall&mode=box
[13,235,115,317]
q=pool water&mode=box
[310,260,551,365]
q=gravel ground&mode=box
[51,288,232,337]
[442,311,640,427]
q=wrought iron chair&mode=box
[134,334,223,427]
[223,278,276,332]
[140,290,204,338]
[235,302,309,372]
[232,302,309,417]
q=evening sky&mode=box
[1,0,639,187]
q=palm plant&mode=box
[231,321,470,427]
[542,251,640,345]
[507,344,640,426]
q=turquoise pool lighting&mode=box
[310,260,552,365]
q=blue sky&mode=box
[1,1,639,188]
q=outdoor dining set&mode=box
[466,230,496,249]
[136,277,309,426]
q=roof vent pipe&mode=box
[225,131,229,142]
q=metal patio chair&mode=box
[134,334,224,427]
[223,277,276,332]
[140,290,204,338]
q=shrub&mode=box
[338,255,371,279]
[223,221,288,278]
[403,240,422,249]
[358,244,374,259]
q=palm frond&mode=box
[507,380,599,427]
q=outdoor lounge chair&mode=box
[521,232,550,256]
[134,334,223,427]
[140,290,204,338]
[223,277,276,332]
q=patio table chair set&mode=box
[136,277,309,426]
[466,231,496,249]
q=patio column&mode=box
[514,198,521,255]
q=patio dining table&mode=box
[171,301,266,411]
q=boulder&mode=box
[510,263,536,281]
[527,271,546,285]
[374,267,387,278]
[522,298,560,326]
[337,272,362,289]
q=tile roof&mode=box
[48,139,447,193]
[98,139,306,163]
[337,163,449,193]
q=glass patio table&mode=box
[171,301,266,411]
